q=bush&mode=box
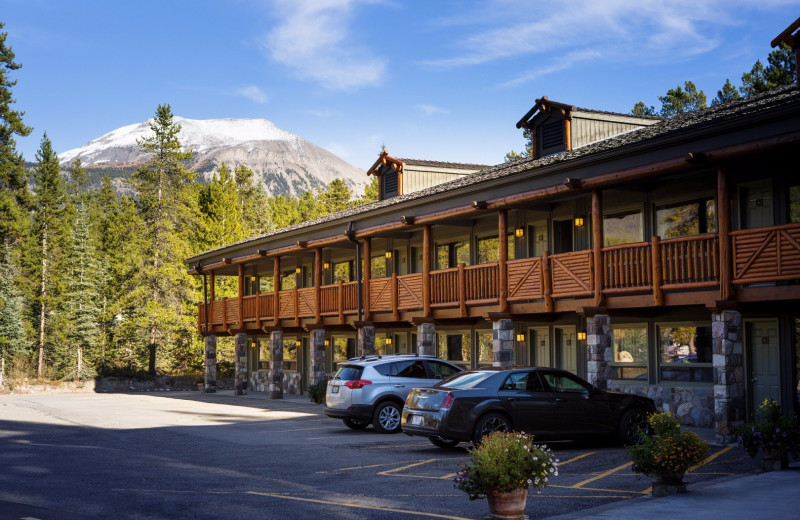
[627,412,709,477]
[307,377,327,404]
[738,398,800,458]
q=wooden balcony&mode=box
[197,223,800,331]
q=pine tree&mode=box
[658,81,707,117]
[741,44,796,96]
[504,128,534,162]
[631,101,657,117]
[199,162,246,247]
[61,204,101,380]
[740,60,770,96]
[0,240,27,384]
[234,164,271,233]
[320,179,353,214]
[0,22,33,243]
[30,133,68,378]
[712,79,740,106]
[360,176,379,204]
[131,104,199,374]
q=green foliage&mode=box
[454,431,558,500]
[741,44,796,96]
[504,128,533,163]
[658,81,707,117]
[712,79,740,106]
[307,376,327,403]
[737,398,800,458]
[0,240,28,363]
[361,176,379,203]
[631,101,657,117]
[627,412,709,476]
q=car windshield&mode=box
[441,372,494,389]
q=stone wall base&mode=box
[608,383,715,428]
[249,371,302,395]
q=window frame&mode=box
[656,322,714,385]
[609,322,649,382]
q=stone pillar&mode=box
[417,321,436,357]
[234,332,248,395]
[204,335,217,393]
[358,324,375,357]
[713,310,745,445]
[270,330,284,399]
[492,319,514,368]
[586,314,612,390]
[310,328,327,385]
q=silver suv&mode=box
[323,355,463,434]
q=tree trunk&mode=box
[38,226,48,379]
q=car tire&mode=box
[618,408,649,445]
[372,401,402,434]
[430,438,460,449]
[472,412,512,445]
[342,418,368,430]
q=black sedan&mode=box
[401,367,656,449]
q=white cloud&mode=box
[415,104,448,115]
[308,109,337,119]
[422,0,785,86]
[234,85,269,103]
[262,0,387,90]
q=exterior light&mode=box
[385,336,392,345]
[323,262,330,269]
[515,228,524,238]
[516,333,525,342]
[295,267,302,274]
[324,339,330,347]
[385,251,392,259]
[296,339,302,347]
[250,276,256,282]
[574,216,585,227]
[577,332,587,341]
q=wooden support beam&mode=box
[542,251,553,312]
[392,273,400,321]
[651,236,664,306]
[592,191,604,307]
[209,270,215,301]
[337,280,345,324]
[717,167,733,301]
[237,264,245,328]
[498,209,509,313]
[458,263,467,317]
[363,237,371,321]
[423,224,432,318]
[273,257,280,324]
[315,248,322,324]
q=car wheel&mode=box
[342,418,368,430]
[472,412,511,445]
[372,401,402,434]
[430,438,460,449]
[619,408,649,445]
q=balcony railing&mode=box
[197,223,800,329]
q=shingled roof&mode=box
[397,158,491,171]
[189,85,800,261]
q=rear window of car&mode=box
[442,372,494,389]
[333,365,363,381]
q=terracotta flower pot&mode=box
[486,487,528,518]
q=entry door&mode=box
[748,320,781,412]
[552,219,573,254]
[740,181,773,229]
[301,339,310,393]
[395,248,408,275]
[530,327,551,367]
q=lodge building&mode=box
[188,63,800,443]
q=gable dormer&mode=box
[516,96,662,159]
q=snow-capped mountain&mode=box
[58,117,367,197]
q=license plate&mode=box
[409,415,422,426]
[331,385,339,394]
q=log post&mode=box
[423,224,432,318]
[315,247,322,323]
[543,251,553,312]
[717,167,733,301]
[338,280,345,324]
[458,262,467,317]
[498,209,509,312]
[363,237,371,321]
[237,263,245,328]
[592,191,604,307]
[209,270,215,301]
[273,256,280,324]
[652,236,664,306]
[392,273,400,321]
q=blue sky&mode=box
[3,0,799,171]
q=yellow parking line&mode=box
[378,458,438,476]
[317,462,397,474]
[690,445,733,471]
[571,461,633,488]
[558,451,598,465]
[246,491,471,520]
[550,484,649,495]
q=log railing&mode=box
[197,225,800,328]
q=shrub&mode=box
[738,398,800,458]
[627,412,709,476]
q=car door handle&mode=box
[506,397,519,402]
[555,397,567,403]
[394,384,405,388]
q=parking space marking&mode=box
[246,491,472,520]
[570,461,633,488]
[550,483,649,495]
[691,445,733,471]
[317,462,399,474]
[261,426,338,433]
[557,451,598,466]
[377,458,439,477]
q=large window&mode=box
[283,338,298,372]
[656,198,716,239]
[610,325,648,380]
[436,241,470,269]
[603,210,643,246]
[437,332,471,365]
[280,270,297,290]
[371,255,386,279]
[790,185,800,224]
[258,338,270,370]
[332,336,356,363]
[476,331,494,366]
[333,261,353,283]
[658,324,713,383]
[476,235,515,264]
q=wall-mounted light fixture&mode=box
[385,336,392,345]
[323,261,330,270]
[250,276,257,282]
[385,251,392,259]
[295,267,302,274]
[295,339,302,347]
[515,228,525,238]
[574,216,585,227]
[577,331,587,341]
[324,339,330,347]
[516,333,525,342]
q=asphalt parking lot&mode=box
[0,391,760,520]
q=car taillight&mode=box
[440,392,455,410]
[345,379,372,389]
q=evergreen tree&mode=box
[712,79,741,106]
[234,164,271,233]
[360,176,379,204]
[0,240,27,382]
[319,178,353,214]
[658,81,707,117]
[131,104,199,374]
[504,128,534,162]
[740,60,770,96]
[30,133,68,378]
[631,101,657,116]
[0,22,32,243]
[741,44,796,96]
[67,158,89,199]
[60,204,101,379]
[199,162,246,247]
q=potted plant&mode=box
[307,377,327,404]
[737,398,800,471]
[454,431,558,518]
[627,412,709,497]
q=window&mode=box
[658,325,713,383]
[476,331,494,366]
[603,210,643,246]
[374,335,388,356]
[333,336,356,363]
[656,198,716,239]
[437,332,471,365]
[501,371,545,392]
[610,325,648,380]
[258,338,270,370]
[333,261,353,283]
[244,276,260,296]
[427,360,460,380]
[371,255,386,279]
[394,360,427,379]
[790,186,800,224]
[476,234,515,264]
[260,277,274,293]
[280,270,296,290]
[283,338,298,372]
[436,240,470,269]
[541,371,590,393]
